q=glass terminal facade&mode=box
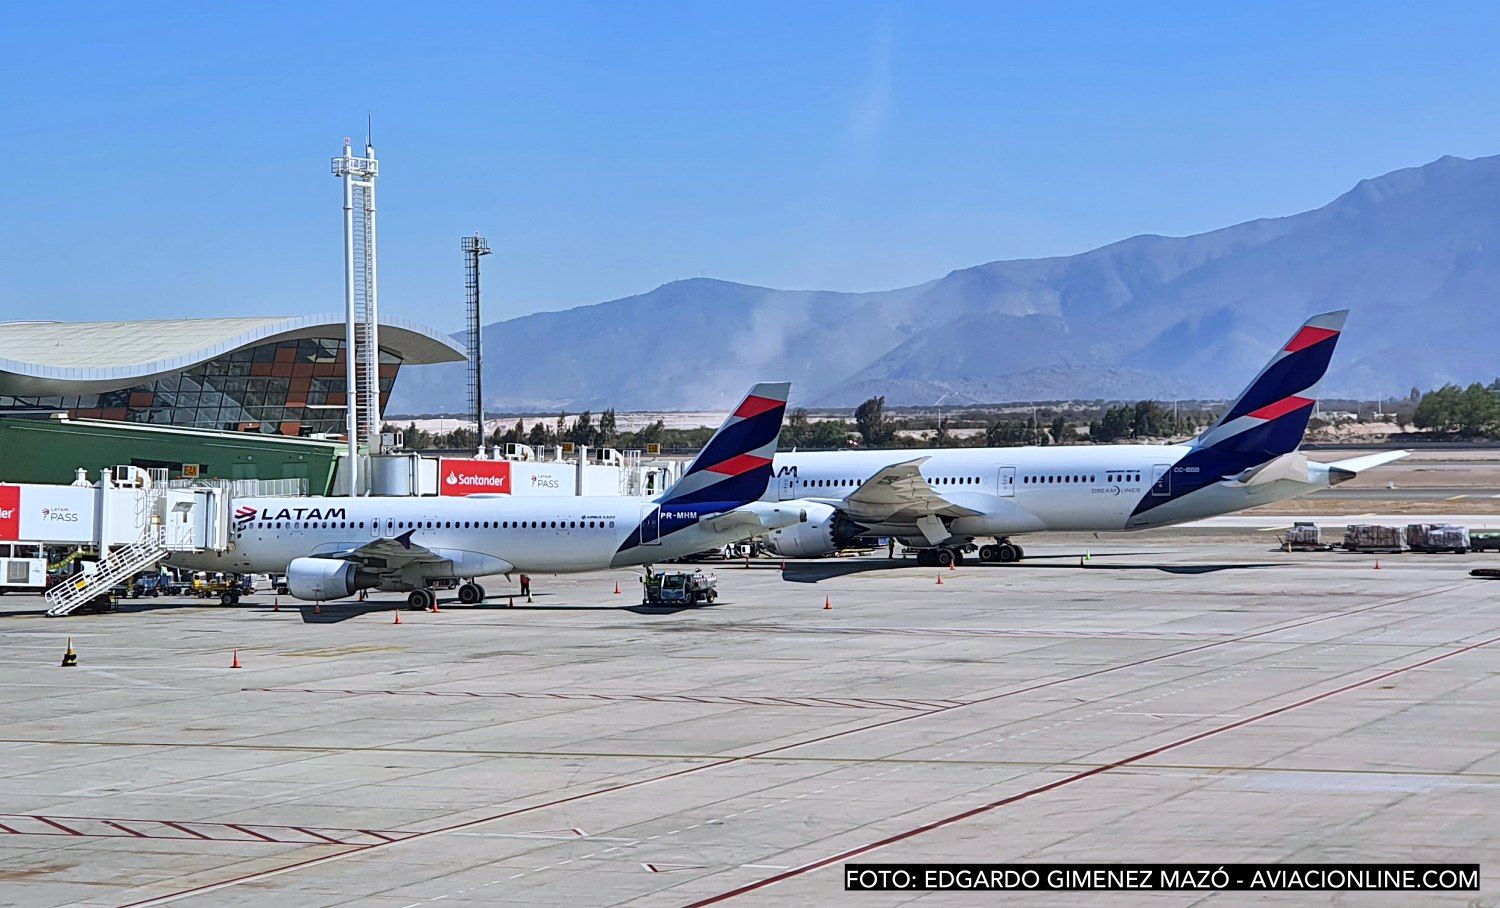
[0,338,400,437]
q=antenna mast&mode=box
[461,233,492,456]
[331,134,382,494]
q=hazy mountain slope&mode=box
[388,153,1500,414]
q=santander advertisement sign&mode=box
[439,459,511,497]
[0,485,17,540]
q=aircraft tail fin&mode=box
[1192,310,1347,461]
[657,382,791,507]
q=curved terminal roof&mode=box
[0,314,465,396]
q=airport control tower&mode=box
[331,134,381,494]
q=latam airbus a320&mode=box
[171,382,802,608]
[762,311,1408,565]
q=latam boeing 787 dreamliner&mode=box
[762,311,1407,565]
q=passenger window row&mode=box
[1022,472,1141,485]
[247,519,618,531]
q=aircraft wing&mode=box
[839,457,982,522]
[312,530,452,572]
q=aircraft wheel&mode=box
[997,543,1020,563]
[220,591,236,606]
[457,582,483,605]
[934,549,954,567]
[916,549,935,567]
[407,589,433,610]
[978,544,998,562]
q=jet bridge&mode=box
[4,466,232,616]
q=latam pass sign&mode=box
[0,484,95,543]
[439,459,511,497]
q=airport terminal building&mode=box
[0,315,463,436]
[0,315,464,489]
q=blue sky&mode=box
[4,2,1500,330]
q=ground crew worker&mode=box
[519,574,531,597]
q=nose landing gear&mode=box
[457,582,487,605]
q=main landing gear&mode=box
[457,582,487,605]
[916,548,964,567]
[406,588,437,610]
[977,540,1025,563]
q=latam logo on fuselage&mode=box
[237,506,348,525]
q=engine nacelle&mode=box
[286,557,380,601]
[763,502,865,558]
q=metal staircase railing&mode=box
[44,536,167,616]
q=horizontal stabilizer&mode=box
[1324,450,1411,485]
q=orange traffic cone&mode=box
[1375,560,1381,570]
[936,575,944,585]
[823,596,831,610]
[430,598,441,613]
[273,597,280,612]
[393,609,402,625]
[948,561,956,572]
[613,581,621,595]
[780,561,787,572]
[314,602,322,615]
[230,649,241,669]
[1079,555,1085,568]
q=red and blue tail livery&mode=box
[615,381,791,556]
[659,381,791,507]
[1132,310,1347,516]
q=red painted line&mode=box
[104,820,147,838]
[684,631,1500,906]
[161,821,212,840]
[0,822,20,834]
[359,829,397,842]
[32,816,83,836]
[118,585,1456,907]
[14,813,418,838]
[226,824,278,843]
[292,826,346,845]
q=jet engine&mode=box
[286,557,380,601]
[762,502,866,558]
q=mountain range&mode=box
[388,153,1500,414]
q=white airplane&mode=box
[172,383,803,608]
[762,311,1408,566]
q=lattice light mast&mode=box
[331,135,381,495]
[462,233,492,457]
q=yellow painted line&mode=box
[1447,494,1468,501]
